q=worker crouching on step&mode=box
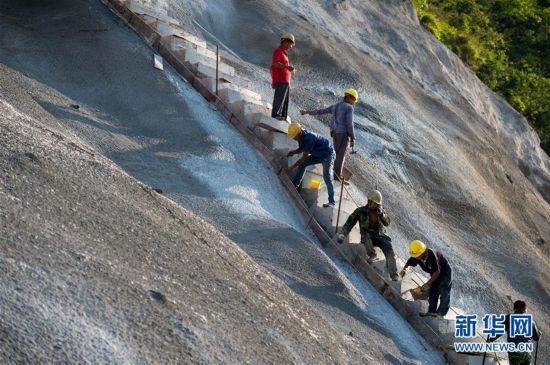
[300,88,358,183]
[336,190,399,281]
[287,123,336,207]
[400,240,452,318]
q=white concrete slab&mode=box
[186,56,235,77]
[255,115,289,134]
[229,99,271,119]
[166,34,208,51]
[155,22,186,38]
[195,62,235,79]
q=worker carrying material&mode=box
[488,300,541,365]
[336,190,399,281]
[400,240,452,317]
[287,123,336,207]
[270,33,295,121]
[301,88,357,182]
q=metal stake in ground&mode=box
[334,175,345,235]
[215,45,219,96]
[534,339,539,365]
[481,335,489,365]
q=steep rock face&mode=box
[0,65,368,364]
[164,0,550,357]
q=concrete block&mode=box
[199,76,233,94]
[155,22,186,38]
[255,115,290,134]
[166,34,207,51]
[256,130,295,151]
[229,99,271,121]
[187,57,235,77]
[184,47,216,60]
[195,62,235,79]
[180,49,216,65]
[218,86,261,105]
[300,188,320,207]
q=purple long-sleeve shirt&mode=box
[308,101,355,140]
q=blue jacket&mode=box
[299,130,334,158]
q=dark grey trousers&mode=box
[271,82,289,118]
[332,132,349,179]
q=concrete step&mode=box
[199,77,234,95]
[184,55,235,77]
[299,187,320,207]
[228,100,271,126]
[254,115,289,134]
[218,86,261,105]
[195,62,235,80]
[164,34,207,51]
[254,129,294,151]
[127,0,171,20]
[155,21,186,38]
[182,46,217,61]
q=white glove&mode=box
[337,234,346,244]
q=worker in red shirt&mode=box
[270,33,295,121]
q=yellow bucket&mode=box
[309,179,321,189]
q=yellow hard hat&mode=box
[288,123,302,139]
[281,33,296,44]
[409,240,427,258]
[367,190,382,205]
[343,88,358,102]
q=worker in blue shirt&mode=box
[287,123,336,207]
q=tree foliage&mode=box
[412,0,550,152]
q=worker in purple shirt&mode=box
[301,88,358,182]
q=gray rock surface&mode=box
[0,0,443,363]
[165,0,550,358]
[1,65,360,364]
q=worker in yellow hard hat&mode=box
[300,88,358,183]
[336,190,399,280]
[287,123,336,207]
[400,240,453,317]
[270,33,296,121]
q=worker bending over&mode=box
[337,190,399,281]
[301,88,357,182]
[287,123,336,207]
[400,240,452,317]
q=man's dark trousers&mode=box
[272,82,289,119]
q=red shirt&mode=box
[270,45,291,88]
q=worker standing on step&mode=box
[300,88,357,183]
[400,240,452,317]
[488,300,541,365]
[287,123,336,207]
[336,190,399,281]
[270,33,295,121]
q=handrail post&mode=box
[215,45,219,96]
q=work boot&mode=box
[322,202,336,208]
[365,252,377,264]
[390,273,399,281]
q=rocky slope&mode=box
[0,64,367,364]
[163,0,550,358]
[0,0,443,363]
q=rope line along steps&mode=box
[99,1,506,363]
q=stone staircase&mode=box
[100,1,508,363]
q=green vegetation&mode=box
[411,0,550,153]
